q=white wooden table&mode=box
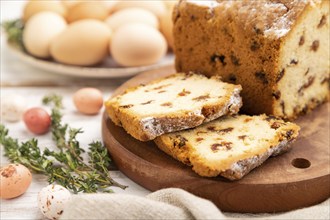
[1,1,329,220]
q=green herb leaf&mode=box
[2,19,25,50]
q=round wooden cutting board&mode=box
[102,65,330,213]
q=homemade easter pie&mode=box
[173,0,330,120]
[154,114,300,180]
[105,72,242,141]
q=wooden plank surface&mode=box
[102,66,330,213]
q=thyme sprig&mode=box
[2,19,25,51]
[0,94,127,193]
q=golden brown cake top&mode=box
[182,0,322,39]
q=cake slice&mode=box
[105,72,242,141]
[154,114,300,180]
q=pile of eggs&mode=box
[22,0,176,67]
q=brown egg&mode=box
[104,0,119,13]
[62,0,116,12]
[105,8,159,31]
[73,88,103,115]
[23,0,66,22]
[111,24,167,67]
[162,0,178,10]
[159,9,174,50]
[112,1,166,18]
[50,19,111,66]
[61,0,81,9]
[23,107,51,135]
[23,12,67,58]
[0,164,32,199]
[66,1,108,23]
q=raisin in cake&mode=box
[105,72,242,141]
[173,0,329,120]
[154,114,300,180]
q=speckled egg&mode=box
[0,94,28,122]
[38,184,71,220]
[0,164,32,199]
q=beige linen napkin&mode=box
[60,188,224,220]
[60,188,330,220]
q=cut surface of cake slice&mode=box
[105,72,242,141]
[154,114,300,180]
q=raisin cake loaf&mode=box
[105,72,242,141]
[155,114,300,180]
[173,0,329,120]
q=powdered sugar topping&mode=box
[188,0,315,38]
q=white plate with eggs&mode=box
[6,0,176,78]
[7,44,174,78]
